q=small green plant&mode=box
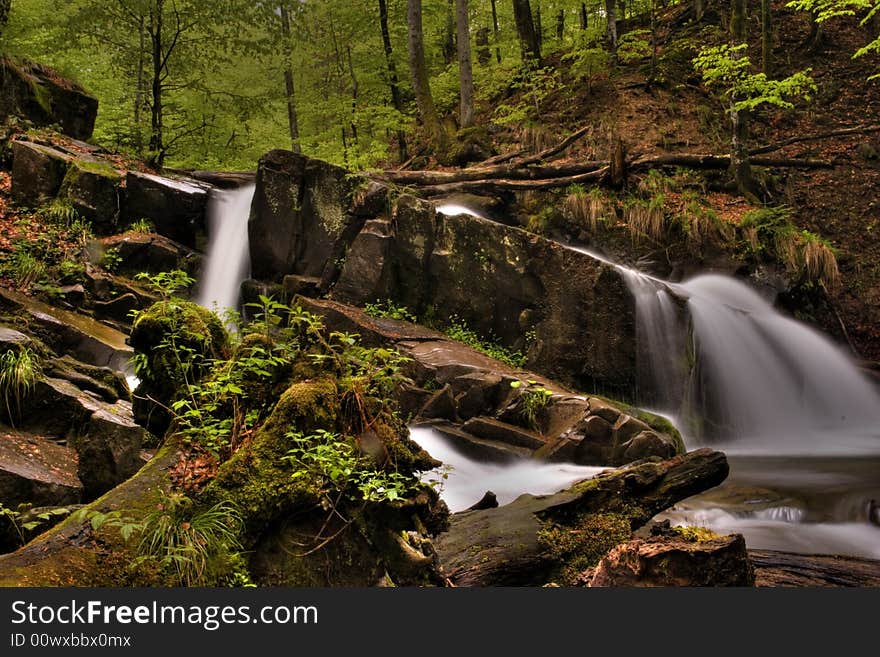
[57,258,86,283]
[101,247,122,273]
[0,504,71,548]
[285,429,419,504]
[135,270,195,300]
[127,218,155,233]
[618,29,653,64]
[364,300,417,322]
[563,186,612,234]
[134,493,243,587]
[44,200,79,226]
[8,251,46,287]
[510,379,554,431]
[444,316,526,368]
[0,347,41,426]
[624,194,666,243]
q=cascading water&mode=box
[196,184,256,316]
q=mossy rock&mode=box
[203,378,339,539]
[129,300,228,435]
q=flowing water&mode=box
[196,184,256,316]
[410,425,605,512]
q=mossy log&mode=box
[434,448,729,586]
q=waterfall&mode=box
[196,184,255,316]
[678,274,880,454]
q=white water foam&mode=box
[410,425,605,512]
[196,184,255,316]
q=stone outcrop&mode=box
[284,296,680,467]
[434,449,730,586]
[122,172,211,250]
[100,232,200,278]
[0,58,98,141]
[0,429,81,508]
[61,158,122,233]
[10,140,72,207]
[587,532,755,587]
[247,151,637,398]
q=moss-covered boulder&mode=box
[129,300,229,435]
[60,158,122,234]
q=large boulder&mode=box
[11,141,72,207]
[587,531,755,587]
[247,152,637,397]
[0,58,98,141]
[60,158,122,233]
[248,149,367,283]
[122,172,211,250]
[100,233,200,278]
[0,429,82,509]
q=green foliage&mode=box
[618,30,653,64]
[5,250,46,287]
[127,218,155,234]
[693,45,816,112]
[101,247,122,273]
[493,66,564,127]
[364,300,417,323]
[787,0,880,77]
[444,315,526,369]
[0,346,41,426]
[135,270,195,300]
[510,379,553,431]
[1,503,71,548]
[285,429,418,504]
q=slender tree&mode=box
[407,0,444,145]
[579,3,588,30]
[378,0,407,161]
[456,0,475,128]
[730,0,758,197]
[761,0,772,75]
[491,0,502,62]
[512,0,541,65]
[279,2,301,153]
[605,0,618,64]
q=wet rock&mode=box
[44,355,127,403]
[587,533,755,587]
[0,326,32,350]
[569,415,616,465]
[588,397,623,424]
[750,549,880,587]
[613,414,653,444]
[0,58,98,140]
[430,422,531,463]
[451,372,506,420]
[100,233,199,277]
[467,491,499,511]
[618,430,677,463]
[333,219,393,304]
[418,385,457,422]
[62,158,122,233]
[123,172,210,250]
[461,417,545,450]
[0,288,132,371]
[70,403,147,500]
[396,384,432,421]
[282,275,321,299]
[93,293,140,325]
[11,141,72,207]
[0,429,82,508]
[249,150,365,281]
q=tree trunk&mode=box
[346,45,359,145]
[476,26,491,65]
[694,0,704,22]
[280,4,301,154]
[133,15,147,153]
[434,450,730,587]
[761,0,772,76]
[512,0,541,65]
[534,2,543,51]
[0,0,10,36]
[148,0,164,166]
[650,0,657,81]
[443,0,456,65]
[605,0,618,64]
[491,0,502,63]
[407,0,445,146]
[378,0,408,162]
[730,0,758,198]
[580,3,588,30]
[456,0,475,129]
[556,8,565,40]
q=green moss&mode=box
[592,394,686,455]
[73,158,120,178]
[672,525,721,542]
[204,378,339,538]
[538,513,633,585]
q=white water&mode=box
[435,202,486,219]
[410,425,605,512]
[679,274,880,455]
[196,185,255,316]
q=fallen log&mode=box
[376,159,605,186]
[748,124,880,156]
[434,448,729,586]
[414,168,609,196]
